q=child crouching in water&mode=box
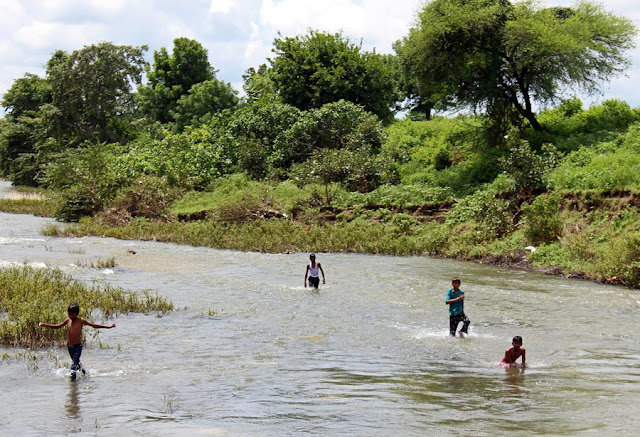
[501,335,526,368]
[39,302,115,380]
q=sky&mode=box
[1,0,639,116]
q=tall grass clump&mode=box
[0,197,62,217]
[333,183,453,209]
[548,140,640,190]
[0,266,173,347]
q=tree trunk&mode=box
[508,93,543,132]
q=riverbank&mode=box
[2,180,638,288]
[0,185,61,217]
[38,192,640,288]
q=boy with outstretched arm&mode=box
[445,277,470,337]
[39,302,115,380]
[501,335,526,367]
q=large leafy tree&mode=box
[2,73,51,119]
[138,37,215,124]
[242,64,278,105]
[395,0,637,133]
[0,73,52,185]
[268,30,400,123]
[47,42,147,145]
[172,78,239,131]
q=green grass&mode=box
[0,197,61,217]
[44,216,442,255]
[171,174,315,219]
[73,257,117,269]
[0,266,173,347]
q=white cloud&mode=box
[86,0,129,16]
[165,23,197,41]
[0,0,25,30]
[14,21,106,50]
[258,0,419,52]
[243,20,271,63]
[0,40,21,61]
[210,0,237,14]
[26,0,130,20]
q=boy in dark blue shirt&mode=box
[446,277,470,337]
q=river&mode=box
[1,181,639,436]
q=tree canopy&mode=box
[138,37,216,124]
[269,30,400,123]
[47,42,148,145]
[172,79,239,131]
[394,0,637,133]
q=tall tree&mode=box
[2,73,51,119]
[138,37,215,124]
[268,30,400,123]
[395,0,637,133]
[242,64,278,104]
[47,42,147,145]
[172,78,239,131]
[0,73,52,185]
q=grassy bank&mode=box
[2,179,640,287]
[43,217,433,255]
[0,185,61,217]
[0,266,173,347]
[0,197,60,217]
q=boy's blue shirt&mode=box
[446,288,464,316]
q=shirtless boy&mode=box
[501,335,526,367]
[39,302,115,380]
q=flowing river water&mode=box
[1,181,640,436]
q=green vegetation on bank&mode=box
[0,266,173,347]
[0,197,59,217]
[4,99,640,287]
[0,187,61,216]
[41,187,640,287]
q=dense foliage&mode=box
[269,30,400,123]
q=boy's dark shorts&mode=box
[308,276,320,288]
[67,343,83,370]
[449,313,470,336]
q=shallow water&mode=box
[1,181,640,436]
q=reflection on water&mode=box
[66,382,80,419]
[1,180,640,435]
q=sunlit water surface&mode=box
[1,181,640,436]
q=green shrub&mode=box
[390,213,420,234]
[55,187,99,222]
[97,176,183,225]
[523,193,562,244]
[334,183,453,209]
[595,232,640,286]
[548,137,640,190]
[472,197,514,239]
[499,135,560,198]
[446,174,515,224]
